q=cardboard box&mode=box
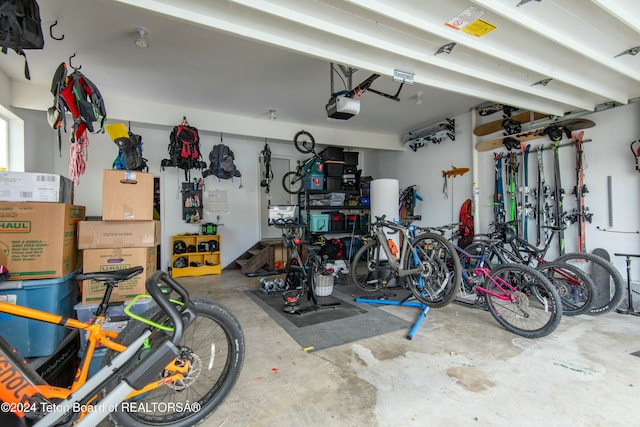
[0,202,85,280]
[78,220,161,249]
[102,170,154,220]
[81,246,157,303]
[0,171,74,203]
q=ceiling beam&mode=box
[591,0,640,34]
[113,0,571,116]
[231,0,595,111]
[347,0,630,104]
[472,0,640,84]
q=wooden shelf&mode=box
[171,234,221,277]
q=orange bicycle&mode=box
[0,267,244,427]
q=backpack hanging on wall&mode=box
[161,116,207,180]
[106,122,148,171]
[46,60,107,184]
[47,61,107,149]
[0,0,44,80]
[203,137,242,181]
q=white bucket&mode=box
[314,273,334,297]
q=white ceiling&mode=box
[1,0,639,142]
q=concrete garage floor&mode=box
[175,270,640,427]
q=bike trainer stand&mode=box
[614,253,640,316]
[355,292,430,340]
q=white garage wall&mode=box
[366,111,475,227]
[13,108,367,270]
[368,102,640,279]
[12,100,640,281]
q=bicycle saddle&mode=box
[76,266,144,282]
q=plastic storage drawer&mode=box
[0,270,79,358]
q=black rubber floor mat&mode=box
[245,287,411,352]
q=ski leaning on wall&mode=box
[520,144,531,241]
[505,152,520,234]
[536,148,551,246]
[551,137,567,256]
[568,131,593,254]
[494,153,506,226]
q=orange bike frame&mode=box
[0,300,189,418]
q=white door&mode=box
[260,156,293,240]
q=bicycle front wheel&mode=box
[282,171,304,194]
[350,240,393,292]
[536,261,595,316]
[484,263,563,338]
[556,252,625,315]
[103,298,245,427]
[405,232,461,308]
[293,130,315,153]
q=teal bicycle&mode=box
[282,131,324,194]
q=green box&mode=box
[310,214,329,232]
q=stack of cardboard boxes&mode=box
[77,169,160,303]
[0,171,85,362]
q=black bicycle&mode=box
[465,222,623,315]
[272,220,341,314]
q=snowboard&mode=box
[591,248,613,311]
[402,119,455,146]
[474,111,549,136]
[477,103,518,117]
[475,118,595,152]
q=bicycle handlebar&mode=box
[145,270,195,344]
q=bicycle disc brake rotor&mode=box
[164,348,203,391]
[513,290,530,317]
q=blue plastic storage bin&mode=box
[0,270,79,358]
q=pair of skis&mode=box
[494,147,532,241]
[547,131,591,255]
[493,131,590,255]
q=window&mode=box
[0,115,6,170]
[0,105,24,171]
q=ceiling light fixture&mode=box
[268,109,277,120]
[135,26,149,48]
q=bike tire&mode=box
[459,241,500,269]
[102,298,245,427]
[293,130,315,154]
[535,261,595,316]
[282,171,304,194]
[484,263,563,338]
[556,252,625,315]
[349,240,392,292]
[405,232,461,308]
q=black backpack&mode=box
[161,117,207,180]
[0,0,44,80]
[112,129,148,172]
[319,238,344,260]
[203,143,241,180]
